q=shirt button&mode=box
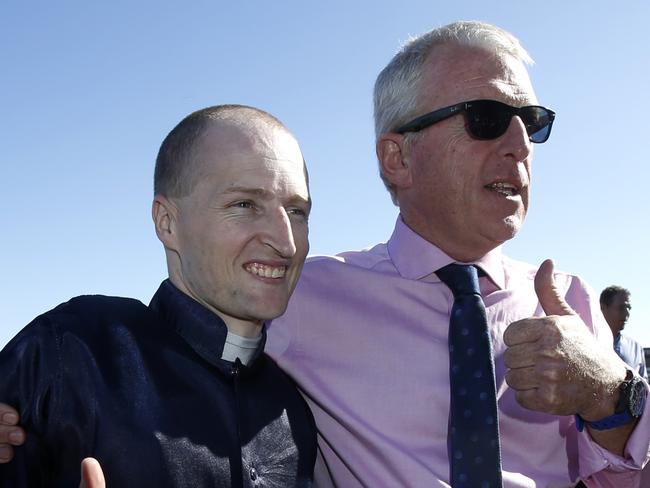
[249,467,258,481]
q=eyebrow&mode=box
[223,186,272,197]
[222,186,311,207]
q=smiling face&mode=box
[154,120,310,336]
[387,45,537,261]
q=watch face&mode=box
[630,379,648,418]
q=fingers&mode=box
[503,342,538,369]
[534,259,576,316]
[512,389,551,413]
[0,427,25,464]
[0,403,25,463]
[505,366,539,391]
[503,317,546,346]
[0,424,25,445]
[0,405,19,426]
[506,364,569,415]
[510,382,575,416]
[0,445,14,463]
[80,457,105,488]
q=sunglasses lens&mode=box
[465,102,510,139]
[522,106,554,143]
[467,102,553,143]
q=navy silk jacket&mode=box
[0,280,317,487]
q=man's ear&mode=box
[152,195,179,251]
[376,133,413,190]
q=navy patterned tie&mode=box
[436,264,503,488]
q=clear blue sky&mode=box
[2,1,649,348]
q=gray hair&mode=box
[154,104,287,198]
[373,21,534,201]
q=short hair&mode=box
[154,104,287,198]
[600,285,630,306]
[373,21,533,201]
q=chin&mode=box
[481,223,520,248]
[250,301,289,322]
[500,215,524,239]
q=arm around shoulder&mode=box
[0,314,67,485]
[0,403,25,462]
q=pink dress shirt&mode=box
[267,217,650,487]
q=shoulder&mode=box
[620,333,644,350]
[300,243,393,284]
[50,295,147,317]
[305,242,389,270]
[42,294,151,333]
[502,255,594,301]
[4,294,152,351]
[287,245,393,309]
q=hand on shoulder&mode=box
[0,402,25,462]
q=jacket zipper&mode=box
[232,359,245,487]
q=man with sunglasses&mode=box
[264,21,649,487]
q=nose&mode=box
[499,115,533,162]
[263,207,297,258]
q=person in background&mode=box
[0,105,316,487]
[600,285,648,379]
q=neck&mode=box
[399,214,497,262]
[223,320,264,339]
[167,274,264,338]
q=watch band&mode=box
[575,369,646,432]
[576,410,635,431]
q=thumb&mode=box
[534,259,576,316]
[80,457,105,488]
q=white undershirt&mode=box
[221,331,262,366]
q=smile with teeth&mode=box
[245,263,287,279]
[486,182,520,197]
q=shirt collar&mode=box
[386,215,506,290]
[148,279,266,370]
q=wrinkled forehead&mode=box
[420,44,537,108]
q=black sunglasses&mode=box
[394,99,556,144]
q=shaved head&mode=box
[154,105,291,199]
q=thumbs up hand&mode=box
[504,259,626,420]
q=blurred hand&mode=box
[80,458,105,488]
[504,259,626,420]
[0,403,25,463]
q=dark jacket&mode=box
[0,280,317,487]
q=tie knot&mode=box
[436,263,481,298]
